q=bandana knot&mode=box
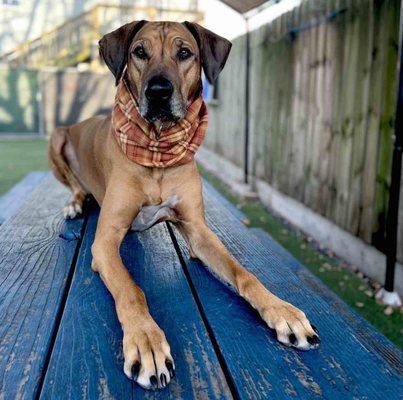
[111,80,208,168]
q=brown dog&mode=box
[49,21,319,390]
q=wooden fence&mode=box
[0,68,40,133]
[205,0,402,261]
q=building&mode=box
[0,0,201,67]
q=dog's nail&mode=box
[150,375,158,388]
[131,361,141,380]
[308,335,320,345]
[160,373,167,387]
[311,324,319,334]
[166,360,175,378]
[289,333,297,344]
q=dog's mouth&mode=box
[144,101,179,123]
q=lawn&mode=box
[0,138,401,348]
[0,138,49,195]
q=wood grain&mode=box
[0,172,48,225]
[0,176,85,399]
[39,207,233,400]
[171,186,403,400]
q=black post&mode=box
[244,16,250,184]
[384,11,403,292]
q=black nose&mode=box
[145,76,173,101]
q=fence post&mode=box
[244,15,250,184]
[379,1,403,306]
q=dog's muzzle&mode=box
[144,75,176,122]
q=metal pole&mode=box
[384,5,403,292]
[244,16,250,184]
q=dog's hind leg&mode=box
[49,126,87,219]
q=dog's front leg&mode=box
[178,219,320,350]
[91,184,174,390]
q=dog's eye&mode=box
[133,46,147,60]
[177,48,192,61]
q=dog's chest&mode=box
[130,168,183,231]
[131,195,179,231]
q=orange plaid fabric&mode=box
[111,80,208,168]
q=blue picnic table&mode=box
[0,173,402,399]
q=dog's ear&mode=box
[183,21,232,84]
[99,20,147,85]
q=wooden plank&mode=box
[249,227,301,272]
[201,179,247,223]
[359,0,385,241]
[347,0,374,235]
[0,171,48,224]
[171,187,403,400]
[0,176,85,399]
[39,207,233,400]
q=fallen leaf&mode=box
[322,262,332,270]
[356,302,364,308]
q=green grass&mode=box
[0,138,49,195]
[0,139,401,347]
[198,165,403,348]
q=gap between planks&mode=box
[165,222,240,400]
[35,214,89,400]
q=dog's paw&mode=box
[123,319,175,390]
[63,200,82,219]
[262,300,320,350]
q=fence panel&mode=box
[0,68,40,134]
[206,0,401,260]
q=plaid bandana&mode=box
[111,80,208,168]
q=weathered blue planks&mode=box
[201,179,248,223]
[170,188,403,400]
[250,227,302,271]
[0,176,85,399]
[39,207,232,400]
[0,171,49,225]
[2,175,402,400]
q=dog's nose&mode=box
[145,76,173,101]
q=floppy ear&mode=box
[99,20,147,85]
[183,21,232,84]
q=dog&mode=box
[49,20,320,390]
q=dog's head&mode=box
[99,21,231,124]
